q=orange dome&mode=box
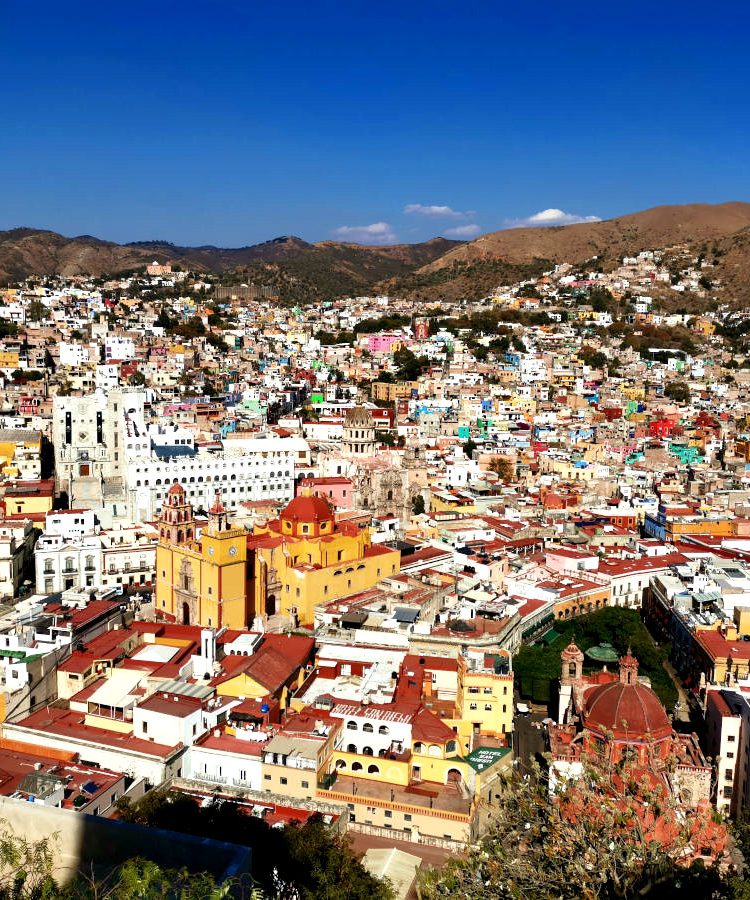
[280,494,335,538]
[168,481,185,495]
[583,681,671,741]
[282,495,334,523]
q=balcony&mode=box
[195,773,227,786]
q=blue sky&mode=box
[2,1,749,246]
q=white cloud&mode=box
[332,222,397,245]
[505,208,601,229]
[404,204,470,219]
[443,223,481,238]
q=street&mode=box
[513,704,547,775]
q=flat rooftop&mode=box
[320,773,472,817]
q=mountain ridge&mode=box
[2,202,750,303]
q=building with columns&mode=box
[342,407,375,457]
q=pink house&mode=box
[297,476,354,510]
[367,333,402,354]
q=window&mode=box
[469,703,477,711]
[404,814,412,822]
[468,687,479,695]
[301,780,309,789]
[483,687,492,694]
[728,735,736,742]
[485,704,493,711]
[280,777,288,786]
[362,723,373,733]
[347,720,357,730]
[264,774,271,781]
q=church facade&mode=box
[155,482,249,629]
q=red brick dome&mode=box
[583,681,671,741]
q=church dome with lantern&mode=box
[280,492,335,537]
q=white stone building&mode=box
[125,436,309,521]
[35,509,157,594]
[52,389,146,509]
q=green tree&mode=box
[664,381,691,404]
[26,300,47,323]
[488,456,514,481]
[116,790,392,900]
[412,494,425,516]
[463,439,477,458]
[578,345,607,369]
[393,347,429,381]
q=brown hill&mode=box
[0,229,460,300]
[421,201,750,271]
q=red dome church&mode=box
[550,641,711,795]
[548,641,730,867]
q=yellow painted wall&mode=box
[458,664,514,739]
[7,493,52,517]
[155,526,249,629]
[250,528,399,626]
[0,352,19,369]
[216,673,268,701]
[84,714,132,734]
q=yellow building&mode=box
[0,351,20,370]
[247,492,400,627]
[370,381,418,402]
[213,634,314,709]
[0,429,42,481]
[451,655,514,751]
[155,483,249,629]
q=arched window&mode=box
[367,764,379,775]
[347,743,356,753]
[378,725,389,736]
[413,741,424,754]
[362,723,373,733]
[362,746,373,756]
[346,720,357,730]
[351,762,363,772]
[335,759,346,769]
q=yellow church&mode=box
[155,485,400,630]
[247,490,400,627]
[155,482,249,629]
